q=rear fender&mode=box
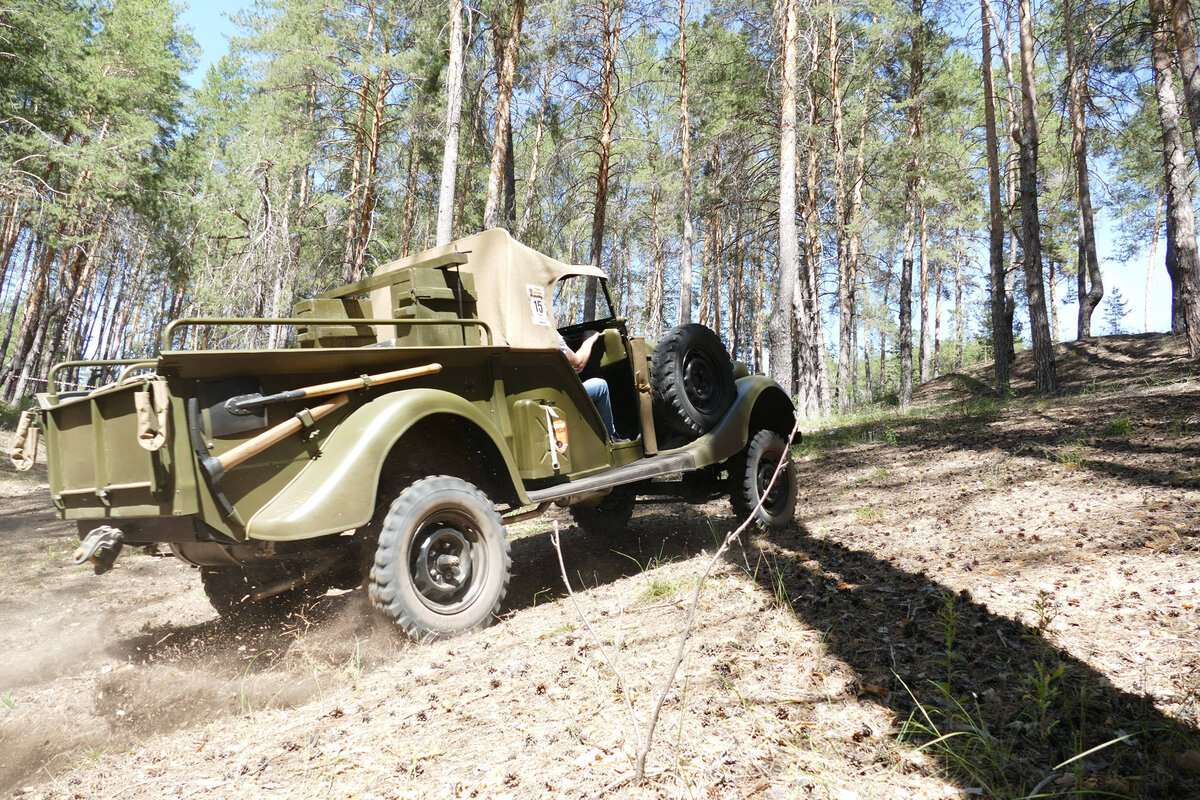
[671,377,797,467]
[246,389,526,541]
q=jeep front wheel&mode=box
[729,429,798,531]
[368,476,511,642]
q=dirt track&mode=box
[2,334,1199,799]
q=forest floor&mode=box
[1,332,1199,800]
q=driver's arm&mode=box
[561,331,601,373]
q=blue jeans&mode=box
[583,377,617,438]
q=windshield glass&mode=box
[552,275,614,327]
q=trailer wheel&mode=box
[369,476,510,642]
[729,429,798,532]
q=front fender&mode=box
[670,376,797,467]
[246,389,525,541]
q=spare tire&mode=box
[651,324,736,436]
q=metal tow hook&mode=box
[73,526,125,575]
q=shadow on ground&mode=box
[745,523,1200,798]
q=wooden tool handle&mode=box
[217,393,350,471]
[300,363,442,400]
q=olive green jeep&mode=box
[10,229,798,641]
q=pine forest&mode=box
[3,0,1200,415]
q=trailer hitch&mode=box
[73,526,124,574]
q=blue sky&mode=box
[178,0,245,86]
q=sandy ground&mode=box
[1,333,1198,799]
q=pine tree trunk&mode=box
[583,0,622,320]
[898,0,924,409]
[1066,0,1104,339]
[1171,0,1200,162]
[436,0,466,246]
[677,0,694,325]
[918,201,931,382]
[768,0,801,400]
[646,181,664,337]
[982,0,1011,389]
[483,0,526,230]
[1018,0,1057,391]
[1152,0,1200,356]
[1147,192,1163,332]
[830,8,853,413]
[518,68,550,239]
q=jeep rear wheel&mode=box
[368,476,510,642]
[729,429,798,531]
[651,324,736,436]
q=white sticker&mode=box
[528,284,550,326]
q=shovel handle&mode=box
[216,393,350,472]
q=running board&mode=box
[526,451,696,505]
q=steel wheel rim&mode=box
[682,347,722,415]
[409,510,484,614]
[755,451,786,514]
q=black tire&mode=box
[570,487,637,538]
[200,563,327,622]
[651,324,736,436]
[729,429,798,531]
[368,476,510,642]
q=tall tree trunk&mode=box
[799,25,828,416]
[1147,192,1163,332]
[932,262,943,377]
[483,0,526,230]
[918,201,931,382]
[400,116,424,256]
[898,0,924,409]
[953,240,965,372]
[646,180,664,336]
[436,0,466,246]
[583,0,622,319]
[1152,0,1200,356]
[768,0,801,400]
[676,0,694,325]
[518,66,550,239]
[1171,0,1200,163]
[1066,0,1104,338]
[982,0,1011,389]
[830,8,854,412]
[1018,0,1057,391]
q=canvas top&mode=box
[368,228,608,349]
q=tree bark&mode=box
[1146,192,1163,332]
[1171,0,1200,163]
[982,0,1011,389]
[1018,0,1057,391]
[436,0,466,246]
[1066,0,1104,339]
[646,180,664,337]
[583,0,622,320]
[918,201,931,382]
[483,0,526,230]
[517,66,550,239]
[898,0,924,409]
[1152,0,1200,356]
[676,0,694,325]
[768,0,801,399]
[830,8,854,412]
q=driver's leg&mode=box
[582,377,617,439]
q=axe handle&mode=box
[217,393,350,472]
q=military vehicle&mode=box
[10,229,798,641]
